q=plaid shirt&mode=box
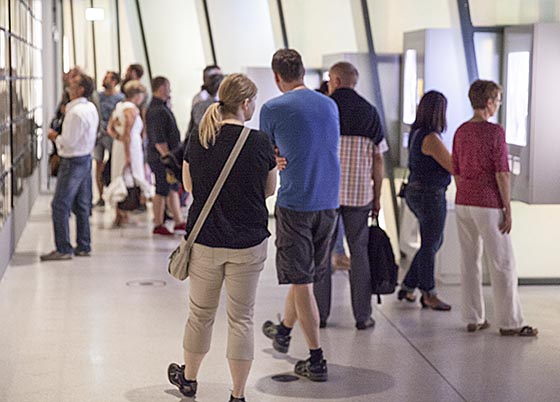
[330,88,388,207]
[340,137,388,207]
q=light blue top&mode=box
[260,88,340,212]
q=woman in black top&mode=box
[397,91,453,311]
[167,74,277,402]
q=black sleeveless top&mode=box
[408,128,451,189]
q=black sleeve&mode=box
[370,106,385,145]
[183,133,194,163]
[256,130,277,170]
[148,107,169,145]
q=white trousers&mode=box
[455,205,525,329]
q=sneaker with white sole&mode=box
[262,320,291,353]
[294,357,328,382]
[167,363,197,397]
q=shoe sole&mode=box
[167,364,196,397]
[263,321,289,353]
[295,368,328,382]
[272,339,289,354]
[262,320,276,339]
[40,256,72,261]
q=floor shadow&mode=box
[9,251,39,266]
[125,384,230,402]
[255,364,395,399]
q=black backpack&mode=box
[368,218,399,303]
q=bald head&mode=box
[328,62,359,94]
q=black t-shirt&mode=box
[184,124,276,249]
[146,97,181,163]
[330,87,384,144]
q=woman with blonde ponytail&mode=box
[168,73,277,402]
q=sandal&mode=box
[397,289,416,303]
[499,326,538,337]
[467,321,490,332]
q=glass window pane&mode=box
[0,128,11,172]
[0,0,7,29]
[470,0,554,26]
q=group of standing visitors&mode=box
[38,47,537,402]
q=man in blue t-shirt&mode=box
[260,49,340,382]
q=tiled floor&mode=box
[0,196,559,402]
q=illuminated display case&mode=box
[0,0,42,228]
[400,29,472,168]
[504,23,560,204]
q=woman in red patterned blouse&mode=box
[452,80,537,336]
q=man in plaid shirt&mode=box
[315,61,389,330]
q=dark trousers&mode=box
[51,155,92,254]
[314,203,372,323]
[401,187,447,294]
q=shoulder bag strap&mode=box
[184,126,251,249]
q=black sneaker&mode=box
[294,357,328,382]
[167,363,197,397]
[356,317,376,330]
[229,395,246,402]
[262,320,291,353]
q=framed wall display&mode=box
[2,0,42,217]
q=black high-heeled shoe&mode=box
[420,295,451,311]
[397,289,416,303]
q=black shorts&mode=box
[274,206,337,285]
[149,159,179,196]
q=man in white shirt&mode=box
[41,73,99,261]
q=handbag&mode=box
[49,152,61,177]
[117,168,141,211]
[398,167,409,198]
[117,186,141,211]
[168,126,251,281]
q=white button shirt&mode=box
[55,97,99,158]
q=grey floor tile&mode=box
[1,196,559,402]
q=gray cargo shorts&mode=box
[274,206,337,285]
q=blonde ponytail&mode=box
[198,73,257,149]
[198,103,222,149]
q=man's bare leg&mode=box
[153,194,165,226]
[166,190,185,225]
[292,283,320,349]
[283,286,298,328]
[95,160,105,202]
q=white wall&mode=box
[136,0,206,134]
[367,0,452,53]
[206,0,277,72]
[282,0,359,68]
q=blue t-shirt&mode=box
[98,91,125,131]
[260,88,340,212]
